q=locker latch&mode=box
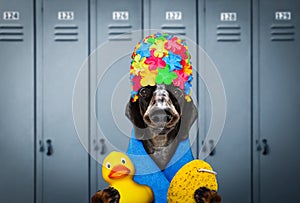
[46,139,54,156]
[201,139,216,156]
[93,138,107,155]
[39,140,45,152]
[262,139,270,155]
[256,139,270,155]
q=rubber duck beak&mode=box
[108,165,131,179]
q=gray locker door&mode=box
[146,0,197,39]
[0,0,35,202]
[91,0,142,192]
[146,0,198,156]
[202,0,251,202]
[36,0,89,202]
[253,1,300,202]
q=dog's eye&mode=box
[121,158,126,164]
[106,162,111,169]
[139,87,151,98]
[173,88,184,98]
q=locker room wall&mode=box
[0,0,299,203]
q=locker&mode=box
[145,0,199,156]
[36,0,89,202]
[253,0,300,202]
[0,0,35,202]
[200,0,252,202]
[90,0,143,192]
[146,0,197,40]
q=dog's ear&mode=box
[125,98,145,128]
[125,98,147,139]
[178,99,198,140]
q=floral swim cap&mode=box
[130,33,193,102]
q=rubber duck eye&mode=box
[121,158,126,164]
[106,162,111,169]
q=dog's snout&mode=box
[143,84,180,129]
[149,109,172,125]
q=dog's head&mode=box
[126,84,197,142]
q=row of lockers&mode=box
[0,0,299,203]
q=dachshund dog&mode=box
[92,84,221,203]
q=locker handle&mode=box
[39,140,45,152]
[201,140,207,153]
[93,139,99,151]
[209,140,216,156]
[46,139,53,156]
[201,140,216,156]
[262,139,270,155]
[256,140,262,151]
[100,139,106,155]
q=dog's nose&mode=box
[149,109,172,125]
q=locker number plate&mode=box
[220,12,237,21]
[112,11,129,20]
[3,11,19,20]
[275,11,291,20]
[58,11,74,20]
[166,11,182,20]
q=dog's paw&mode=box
[194,187,222,203]
[92,187,120,203]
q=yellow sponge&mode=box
[167,160,218,203]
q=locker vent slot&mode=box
[54,25,79,42]
[216,24,241,42]
[0,24,24,41]
[270,24,295,41]
[108,24,132,41]
[161,24,186,35]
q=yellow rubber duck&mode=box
[167,160,218,203]
[102,151,154,203]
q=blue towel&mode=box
[126,129,194,203]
